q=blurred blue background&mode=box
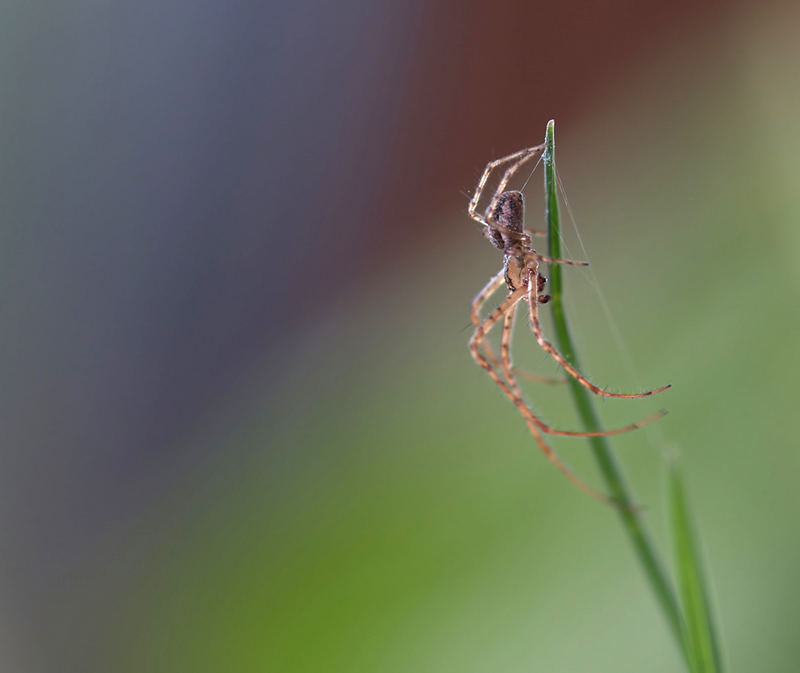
[1,1,799,671]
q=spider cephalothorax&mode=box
[466,143,670,502]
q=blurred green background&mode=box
[2,1,799,672]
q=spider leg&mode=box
[530,253,589,267]
[513,368,567,385]
[481,145,546,224]
[470,270,506,372]
[468,144,545,227]
[469,287,611,503]
[526,261,672,399]
[499,297,666,437]
[525,229,548,238]
[500,303,564,386]
[472,270,563,385]
[470,270,506,325]
[468,146,534,224]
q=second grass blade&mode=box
[669,463,724,673]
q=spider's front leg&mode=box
[525,261,672,399]
[471,270,563,385]
[499,306,562,385]
[468,288,611,503]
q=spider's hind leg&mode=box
[468,144,545,227]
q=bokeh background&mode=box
[2,1,799,671]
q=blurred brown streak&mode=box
[362,0,734,264]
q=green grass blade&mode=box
[669,462,724,673]
[542,120,689,661]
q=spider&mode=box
[467,143,670,502]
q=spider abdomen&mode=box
[488,190,525,251]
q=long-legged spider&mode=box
[467,144,670,502]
